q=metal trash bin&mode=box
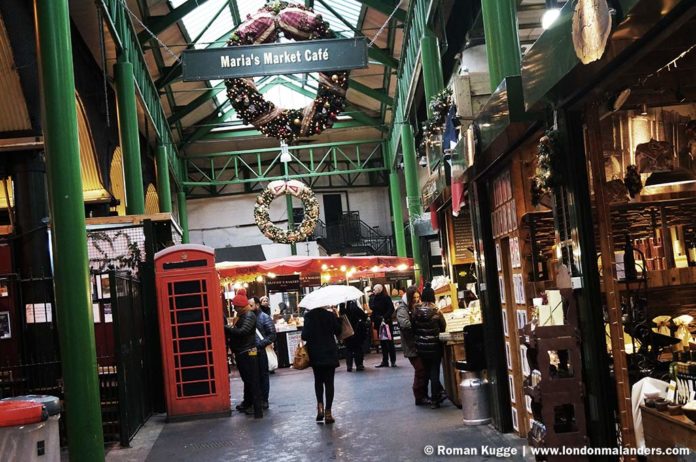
[457,364,491,426]
[0,395,61,462]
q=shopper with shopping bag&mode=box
[339,300,368,372]
[370,284,397,368]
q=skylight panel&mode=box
[175,0,229,41]
[314,0,363,37]
[195,8,234,48]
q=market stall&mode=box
[216,256,414,367]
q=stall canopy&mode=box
[217,255,413,281]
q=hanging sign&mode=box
[182,38,368,81]
[265,275,301,292]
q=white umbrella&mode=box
[298,285,364,310]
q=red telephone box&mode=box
[154,244,230,419]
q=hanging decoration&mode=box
[254,180,320,244]
[531,129,563,206]
[225,1,349,141]
[623,165,643,198]
[571,0,611,65]
[421,88,453,151]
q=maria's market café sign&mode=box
[182,37,367,81]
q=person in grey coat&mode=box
[396,286,429,405]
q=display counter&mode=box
[641,405,696,460]
[274,327,302,368]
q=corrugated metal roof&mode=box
[110,146,126,216]
[145,184,159,214]
[76,94,110,202]
[0,13,32,133]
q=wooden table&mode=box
[641,405,696,460]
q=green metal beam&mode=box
[137,0,211,44]
[168,81,226,125]
[316,0,398,68]
[481,0,521,91]
[34,0,105,458]
[229,0,241,25]
[100,0,181,188]
[177,190,189,242]
[157,144,173,213]
[349,79,393,106]
[184,167,387,187]
[115,56,146,215]
[355,0,406,22]
[401,123,422,282]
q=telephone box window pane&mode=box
[178,324,205,338]
[182,382,210,396]
[173,280,202,295]
[179,338,206,353]
[179,353,208,367]
[175,294,202,310]
[175,309,204,324]
[181,367,210,382]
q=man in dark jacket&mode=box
[225,289,262,418]
[252,296,276,409]
[370,284,397,367]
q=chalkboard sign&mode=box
[452,212,474,265]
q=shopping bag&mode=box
[338,315,355,341]
[266,345,278,372]
[378,321,392,341]
[292,341,310,370]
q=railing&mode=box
[389,0,433,166]
[312,212,394,255]
[99,0,180,186]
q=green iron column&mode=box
[421,31,445,116]
[481,0,521,91]
[386,141,407,257]
[156,144,172,213]
[34,0,105,459]
[389,172,407,256]
[177,191,189,243]
[401,123,423,282]
[115,54,145,215]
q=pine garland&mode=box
[531,129,563,207]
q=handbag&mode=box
[338,314,355,341]
[256,329,278,372]
[292,341,310,370]
[378,321,392,341]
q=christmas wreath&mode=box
[254,180,320,243]
[531,129,563,207]
[225,1,349,141]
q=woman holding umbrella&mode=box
[301,304,342,424]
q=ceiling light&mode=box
[419,156,428,167]
[541,0,561,30]
[279,140,292,163]
[640,104,648,116]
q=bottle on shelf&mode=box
[624,233,638,281]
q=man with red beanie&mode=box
[225,289,263,418]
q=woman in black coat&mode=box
[339,300,368,372]
[301,306,342,423]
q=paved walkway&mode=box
[106,354,530,462]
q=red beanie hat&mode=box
[232,288,249,308]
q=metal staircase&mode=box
[312,212,394,256]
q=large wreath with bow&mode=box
[225,1,349,141]
[254,180,320,244]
